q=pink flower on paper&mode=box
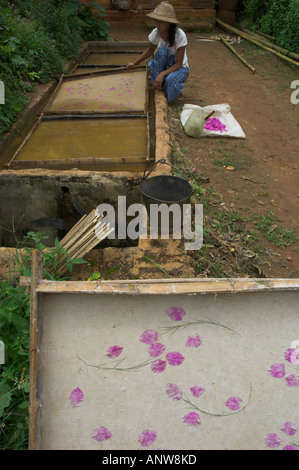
[109,87,116,91]
[285,374,299,387]
[151,359,167,373]
[166,352,184,366]
[165,306,186,321]
[281,422,297,436]
[284,348,296,363]
[282,445,297,450]
[166,383,183,401]
[185,335,202,348]
[106,345,123,358]
[225,396,243,411]
[265,433,281,449]
[148,342,165,357]
[183,412,201,427]
[69,386,84,407]
[139,329,158,345]
[92,426,112,442]
[190,386,205,398]
[138,430,157,447]
[268,363,286,378]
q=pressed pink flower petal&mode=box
[268,363,286,378]
[138,430,157,447]
[185,335,202,348]
[140,329,158,345]
[265,433,281,449]
[285,373,299,387]
[225,396,243,411]
[92,426,112,442]
[282,444,297,450]
[183,412,201,427]
[106,345,123,358]
[286,348,299,364]
[165,306,186,321]
[166,351,184,366]
[166,383,183,401]
[190,386,205,398]
[151,359,167,373]
[148,342,165,357]
[69,386,84,407]
[281,422,297,436]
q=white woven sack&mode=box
[180,103,246,138]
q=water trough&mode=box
[0,41,194,278]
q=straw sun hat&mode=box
[146,2,179,24]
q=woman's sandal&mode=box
[176,94,184,101]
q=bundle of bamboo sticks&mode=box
[49,209,114,277]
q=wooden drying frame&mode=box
[6,65,154,169]
[77,50,145,69]
[43,66,149,116]
[25,250,299,449]
[6,114,151,170]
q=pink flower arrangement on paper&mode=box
[268,363,286,378]
[148,342,165,357]
[69,386,84,408]
[204,117,227,133]
[285,373,299,387]
[281,421,297,436]
[164,306,186,321]
[92,426,112,442]
[268,347,299,388]
[166,383,183,401]
[190,386,205,398]
[138,430,157,447]
[265,421,298,450]
[106,345,123,359]
[284,348,299,364]
[139,329,158,345]
[166,351,185,366]
[265,433,282,449]
[151,359,167,373]
[185,335,202,348]
[225,396,243,411]
[183,412,201,427]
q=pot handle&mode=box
[142,159,190,182]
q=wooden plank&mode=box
[8,157,149,170]
[28,250,44,450]
[19,277,299,295]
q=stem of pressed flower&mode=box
[78,355,154,372]
[160,318,239,337]
[181,386,251,417]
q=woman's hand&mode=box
[153,72,165,89]
[126,62,136,69]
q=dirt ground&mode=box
[108,22,299,278]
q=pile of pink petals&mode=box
[204,117,227,133]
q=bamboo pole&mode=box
[220,35,256,73]
[239,23,299,62]
[216,18,299,67]
[47,210,115,277]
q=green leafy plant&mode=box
[0,1,109,136]
[242,0,299,53]
[0,230,88,449]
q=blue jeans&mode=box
[148,46,189,102]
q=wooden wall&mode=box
[81,0,215,11]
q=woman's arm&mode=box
[127,43,157,68]
[153,46,185,88]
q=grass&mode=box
[253,211,297,247]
